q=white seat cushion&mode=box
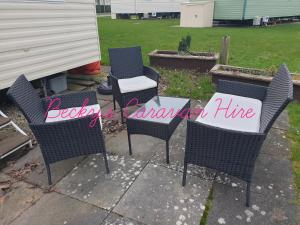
[118,76,157,94]
[196,93,262,133]
[46,104,102,129]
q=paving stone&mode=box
[55,154,147,210]
[3,146,84,188]
[215,153,296,200]
[206,183,299,225]
[272,110,289,131]
[150,118,215,180]
[261,128,290,159]
[99,95,113,108]
[101,101,121,121]
[150,125,186,170]
[114,164,212,225]
[98,94,113,101]
[106,130,161,161]
[10,192,108,225]
[151,123,216,180]
[103,212,144,225]
[211,120,293,199]
[0,173,44,225]
[148,98,214,179]
[171,117,188,138]
[252,153,296,199]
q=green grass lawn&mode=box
[98,18,300,73]
[159,69,215,100]
[288,103,300,202]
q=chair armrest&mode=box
[42,91,98,110]
[29,114,103,163]
[217,80,267,101]
[143,66,160,83]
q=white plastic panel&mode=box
[0,0,100,89]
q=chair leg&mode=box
[103,152,110,174]
[128,132,133,155]
[182,162,187,186]
[45,164,52,185]
[120,108,124,123]
[166,140,170,164]
[101,139,110,174]
[246,181,251,207]
[113,96,116,110]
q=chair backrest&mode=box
[109,46,144,79]
[260,64,293,133]
[7,75,45,124]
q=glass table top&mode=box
[128,96,190,124]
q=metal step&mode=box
[67,83,87,91]
[67,74,102,83]
[67,79,96,87]
[0,134,31,159]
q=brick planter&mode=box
[210,64,300,101]
[148,50,219,73]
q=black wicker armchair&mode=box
[109,46,159,123]
[183,64,293,206]
[7,75,109,185]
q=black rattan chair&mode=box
[182,64,293,206]
[109,46,159,123]
[7,75,109,185]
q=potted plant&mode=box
[148,35,219,73]
[210,64,300,101]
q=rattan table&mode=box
[126,96,190,164]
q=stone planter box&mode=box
[148,50,219,73]
[210,64,300,101]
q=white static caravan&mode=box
[111,0,186,18]
[0,0,100,90]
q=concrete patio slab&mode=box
[251,153,296,199]
[215,129,295,199]
[261,128,290,159]
[114,164,212,225]
[0,173,43,225]
[10,192,108,225]
[150,120,216,180]
[55,154,147,210]
[151,142,216,181]
[2,147,84,188]
[103,212,144,225]
[99,96,113,108]
[106,130,161,161]
[0,91,298,225]
[272,110,290,131]
[98,93,113,102]
[101,101,121,121]
[206,183,299,225]
[215,155,295,199]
